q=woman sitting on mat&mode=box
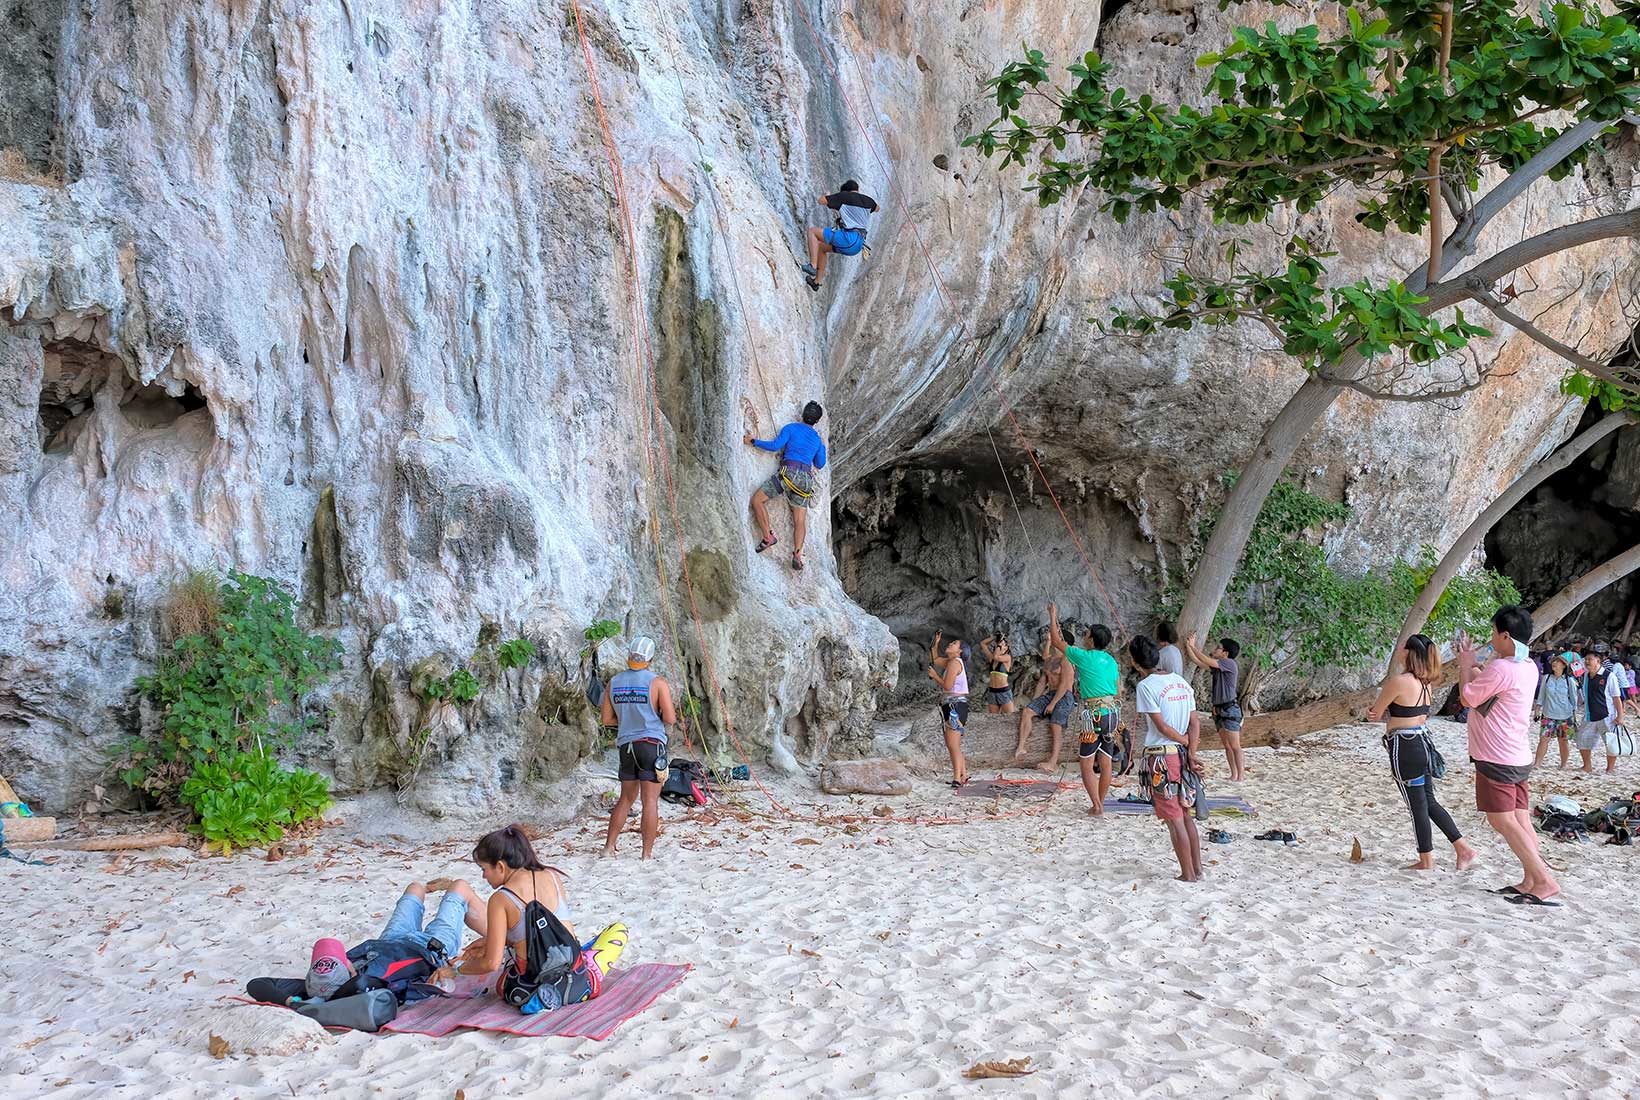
[445,824,628,1011]
[928,631,971,787]
[1367,635,1478,872]
[980,633,1017,715]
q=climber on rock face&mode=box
[745,401,828,572]
[799,180,879,292]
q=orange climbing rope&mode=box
[569,0,1077,829]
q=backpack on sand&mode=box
[661,758,710,806]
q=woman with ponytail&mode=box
[445,824,628,1012]
[1368,635,1478,872]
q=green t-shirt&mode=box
[1064,646,1120,701]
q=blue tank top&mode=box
[608,668,667,747]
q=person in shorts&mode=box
[979,634,1017,714]
[927,631,971,787]
[601,636,677,860]
[799,179,879,291]
[1013,621,1076,769]
[1460,605,1559,905]
[1580,649,1627,774]
[746,401,828,572]
[1043,604,1124,812]
[1534,652,1579,769]
[1184,632,1245,780]
[1131,634,1203,881]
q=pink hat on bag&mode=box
[305,937,355,1000]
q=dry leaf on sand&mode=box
[963,1057,1034,1079]
[1350,837,1365,864]
[793,838,820,846]
[207,1033,231,1059]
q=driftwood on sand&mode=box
[31,831,192,852]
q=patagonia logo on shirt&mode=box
[610,685,649,705]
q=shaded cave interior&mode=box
[832,447,1156,705]
[1488,403,1640,643]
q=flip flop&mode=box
[1506,892,1563,907]
[1207,828,1232,844]
[1254,830,1283,841]
[791,553,804,572]
[755,535,777,553]
[1487,885,1524,896]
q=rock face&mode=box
[0,0,1635,808]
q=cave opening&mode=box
[833,451,1155,704]
[37,337,211,454]
[1486,403,1640,644]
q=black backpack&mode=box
[661,758,710,805]
[337,937,445,1004]
[498,873,584,1009]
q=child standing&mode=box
[1534,652,1579,769]
[1184,632,1245,780]
[1131,634,1203,882]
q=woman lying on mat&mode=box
[441,824,629,1013]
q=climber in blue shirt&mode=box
[744,401,828,572]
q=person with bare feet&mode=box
[1131,634,1203,881]
[1368,634,1478,872]
[1045,606,1122,813]
[746,401,828,572]
[1013,617,1076,770]
[1183,632,1246,781]
[979,633,1017,714]
[928,631,971,787]
[601,637,676,860]
[1460,606,1559,906]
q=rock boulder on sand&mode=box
[179,1004,332,1059]
[820,760,911,796]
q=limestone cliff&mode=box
[0,0,1633,809]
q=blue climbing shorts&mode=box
[823,227,865,256]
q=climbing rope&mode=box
[570,0,1111,827]
[986,424,1034,552]
[746,0,1126,634]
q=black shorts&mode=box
[1214,702,1243,733]
[618,740,668,783]
[940,698,970,733]
[1078,708,1119,759]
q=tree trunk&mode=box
[1170,125,1614,645]
[1387,412,1630,674]
[1176,375,1344,641]
[1529,541,1640,641]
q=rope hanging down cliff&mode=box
[755,0,1127,633]
[569,0,1079,827]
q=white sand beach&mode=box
[5,718,1639,1099]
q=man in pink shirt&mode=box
[1459,605,1559,906]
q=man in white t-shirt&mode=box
[1131,634,1203,882]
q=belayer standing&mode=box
[746,401,828,572]
[800,179,879,292]
[601,637,676,860]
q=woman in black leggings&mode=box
[1367,635,1478,871]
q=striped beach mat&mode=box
[383,963,691,1041]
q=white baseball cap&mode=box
[628,636,656,663]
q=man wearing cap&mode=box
[1459,604,1560,905]
[601,636,677,860]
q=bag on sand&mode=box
[661,758,710,806]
